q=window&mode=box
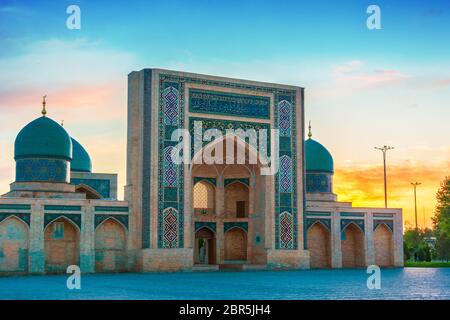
[236,201,246,218]
[53,222,65,239]
[193,181,215,214]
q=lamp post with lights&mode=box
[374,145,394,208]
[411,182,421,230]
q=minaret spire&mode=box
[41,95,47,116]
[307,120,312,139]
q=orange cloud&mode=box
[334,160,449,229]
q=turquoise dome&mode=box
[14,116,72,161]
[71,138,92,172]
[305,138,334,173]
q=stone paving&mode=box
[0,268,448,300]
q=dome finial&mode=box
[61,120,64,127]
[41,95,47,116]
[307,120,312,139]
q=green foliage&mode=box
[403,228,434,262]
[432,176,450,261]
[405,261,450,268]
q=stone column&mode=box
[365,211,375,266]
[216,220,224,264]
[184,167,193,249]
[393,210,404,266]
[331,210,342,268]
[247,182,254,263]
[248,177,255,216]
[29,201,45,274]
[80,203,95,273]
[265,174,275,250]
[216,175,224,215]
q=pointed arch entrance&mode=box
[224,227,248,262]
[0,217,29,272]
[191,134,269,265]
[194,227,216,265]
[374,223,394,267]
[307,221,331,268]
[44,217,80,273]
[95,218,127,272]
[341,223,365,268]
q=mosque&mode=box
[0,69,403,274]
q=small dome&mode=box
[14,116,72,161]
[71,138,92,172]
[305,138,334,173]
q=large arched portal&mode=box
[307,222,331,268]
[95,218,127,272]
[224,227,248,262]
[44,217,80,273]
[341,223,365,268]
[191,134,269,265]
[194,227,216,265]
[374,223,394,267]
[0,217,29,272]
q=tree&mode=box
[432,176,450,261]
[403,228,434,261]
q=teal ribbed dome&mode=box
[14,116,72,161]
[305,138,334,173]
[71,138,92,172]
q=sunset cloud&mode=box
[334,159,449,229]
[331,61,410,89]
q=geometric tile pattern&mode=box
[224,178,250,188]
[189,88,270,119]
[373,219,394,232]
[162,207,179,248]
[279,211,294,249]
[341,219,365,233]
[0,213,31,226]
[163,146,178,187]
[163,86,179,126]
[305,218,331,232]
[43,213,82,229]
[94,214,129,229]
[71,178,111,198]
[279,155,292,193]
[193,177,217,187]
[195,221,216,233]
[188,117,271,157]
[274,94,297,250]
[159,80,184,249]
[278,100,292,137]
[16,158,68,183]
[305,173,330,193]
[224,222,249,233]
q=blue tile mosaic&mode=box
[189,88,270,119]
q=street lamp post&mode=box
[374,145,394,208]
[411,182,421,230]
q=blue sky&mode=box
[0,0,449,227]
[2,0,450,62]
